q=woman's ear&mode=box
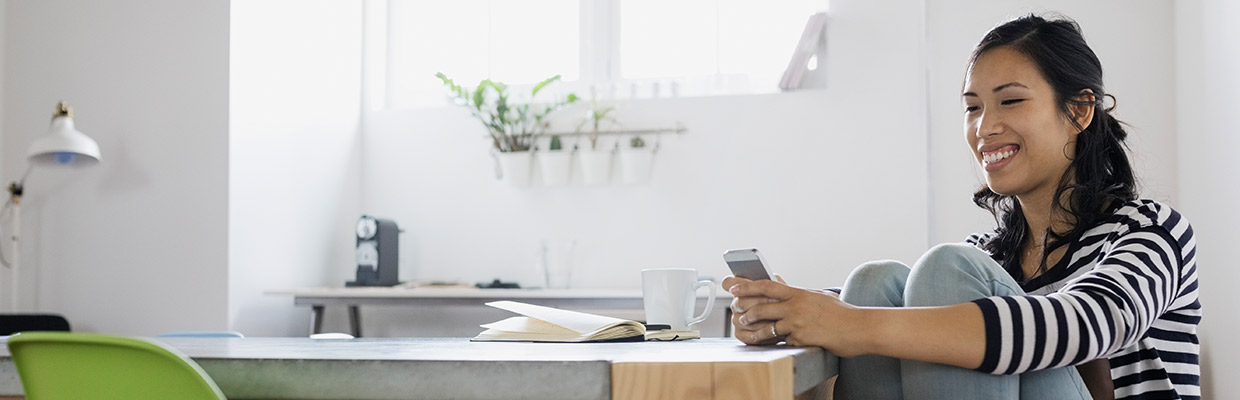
[1070,89,1096,134]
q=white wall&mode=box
[0,4,5,185]
[1176,1,1240,397]
[346,0,930,336]
[227,0,364,336]
[926,0,1179,244]
[0,0,365,338]
[0,0,230,334]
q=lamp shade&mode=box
[25,102,101,168]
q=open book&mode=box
[472,301,646,342]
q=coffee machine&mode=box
[347,215,402,287]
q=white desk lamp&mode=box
[2,102,102,312]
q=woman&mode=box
[724,15,1200,400]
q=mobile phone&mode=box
[723,249,774,281]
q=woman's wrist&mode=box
[849,307,885,356]
[816,305,884,358]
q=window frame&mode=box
[366,0,825,111]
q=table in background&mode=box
[276,287,733,338]
[0,337,836,400]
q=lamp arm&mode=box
[1,165,26,311]
[0,193,16,269]
[1,164,30,268]
[1,199,14,311]
[12,164,32,199]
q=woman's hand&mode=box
[724,276,870,357]
[721,275,784,345]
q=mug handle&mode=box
[687,280,717,327]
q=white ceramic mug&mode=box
[642,268,717,331]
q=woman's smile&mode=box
[980,144,1020,172]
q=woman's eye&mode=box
[1001,99,1026,106]
[965,105,980,113]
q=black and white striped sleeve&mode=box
[970,225,1184,375]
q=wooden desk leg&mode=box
[348,305,362,338]
[714,357,794,400]
[613,362,713,400]
[310,305,325,335]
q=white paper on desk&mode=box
[485,301,628,334]
[481,316,578,335]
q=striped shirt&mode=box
[966,199,1200,400]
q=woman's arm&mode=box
[728,279,987,369]
[1077,359,1116,400]
[729,224,1187,375]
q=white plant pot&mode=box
[536,151,573,186]
[495,151,533,186]
[576,149,613,185]
[619,148,655,184]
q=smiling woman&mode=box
[724,14,1200,400]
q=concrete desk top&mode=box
[0,337,836,400]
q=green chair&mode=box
[6,332,226,400]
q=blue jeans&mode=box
[832,243,1092,400]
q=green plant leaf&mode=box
[496,96,509,125]
[472,81,488,109]
[531,74,562,96]
[489,80,508,93]
[436,72,472,104]
[436,72,587,152]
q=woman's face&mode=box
[962,46,1081,202]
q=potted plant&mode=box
[575,90,617,185]
[537,135,572,186]
[619,135,654,184]
[436,72,578,186]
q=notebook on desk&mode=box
[472,301,645,343]
[644,329,700,341]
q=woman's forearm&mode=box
[858,303,987,369]
[725,278,989,369]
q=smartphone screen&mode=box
[723,249,773,280]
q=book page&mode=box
[481,316,578,336]
[485,301,633,334]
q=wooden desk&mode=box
[0,337,836,399]
[277,287,733,338]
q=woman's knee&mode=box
[841,260,910,307]
[914,242,978,268]
[906,243,1019,306]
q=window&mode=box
[375,0,828,109]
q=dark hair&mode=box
[969,15,1137,282]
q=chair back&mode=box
[6,332,226,400]
[0,314,70,335]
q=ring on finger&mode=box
[770,322,778,339]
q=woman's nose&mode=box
[975,112,1003,137]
